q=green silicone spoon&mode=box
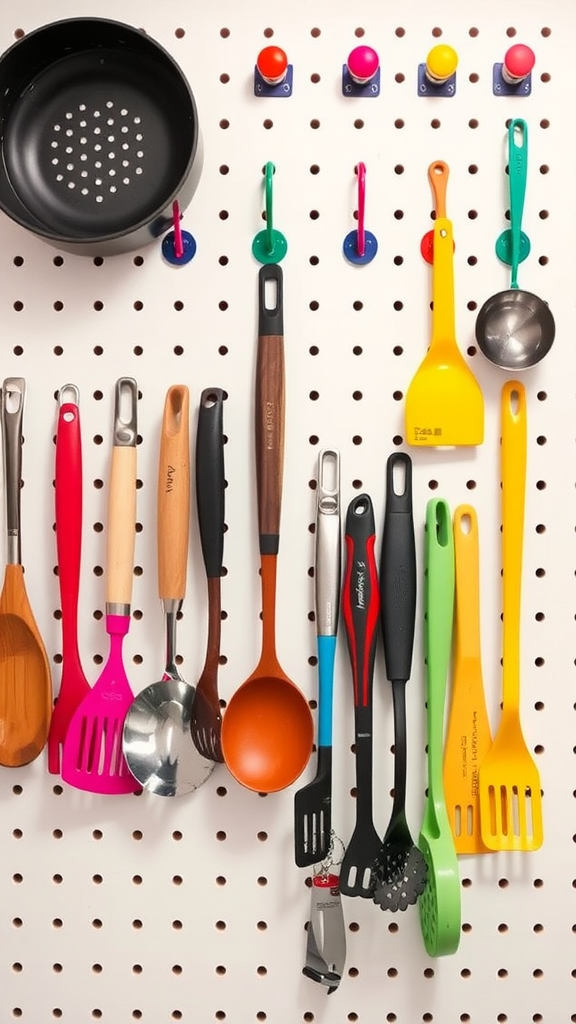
[418,497,461,957]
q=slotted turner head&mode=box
[479,381,543,851]
[443,505,493,853]
[61,378,139,794]
[405,217,484,447]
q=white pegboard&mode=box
[0,0,575,1021]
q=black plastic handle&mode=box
[342,494,380,711]
[196,388,225,580]
[380,452,417,683]
[258,262,283,337]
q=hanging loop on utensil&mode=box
[252,162,288,265]
[343,162,378,265]
[162,199,197,266]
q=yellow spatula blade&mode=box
[405,218,484,447]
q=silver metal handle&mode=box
[315,448,341,638]
[2,378,25,565]
[113,377,138,447]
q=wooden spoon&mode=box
[0,378,52,766]
[220,264,314,792]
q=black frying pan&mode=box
[0,18,202,254]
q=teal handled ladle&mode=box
[475,118,555,369]
[252,161,288,265]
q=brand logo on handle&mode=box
[355,561,366,608]
[265,401,274,449]
[165,464,175,493]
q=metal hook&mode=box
[343,163,378,265]
[252,161,288,265]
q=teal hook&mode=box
[252,162,288,265]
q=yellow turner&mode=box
[443,505,493,854]
[405,217,484,447]
[478,381,543,852]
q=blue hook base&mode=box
[343,230,378,265]
[252,229,288,265]
[341,66,381,97]
[254,65,293,97]
[495,229,531,266]
[417,64,456,96]
[162,230,197,266]
[492,63,532,96]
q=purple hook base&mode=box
[162,230,197,266]
[492,63,532,96]
[417,63,456,96]
[254,65,293,97]
[342,66,381,97]
[343,230,378,265]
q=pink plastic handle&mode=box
[356,162,366,257]
[55,402,83,658]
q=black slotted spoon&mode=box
[372,453,427,912]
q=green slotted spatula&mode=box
[418,497,461,957]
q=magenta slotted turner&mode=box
[61,378,139,794]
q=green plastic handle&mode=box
[424,497,455,807]
[507,118,528,290]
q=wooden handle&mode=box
[255,333,285,553]
[105,445,137,606]
[157,385,190,601]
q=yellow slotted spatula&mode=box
[443,505,493,854]
[405,217,484,447]
[478,381,543,852]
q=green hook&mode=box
[252,162,288,265]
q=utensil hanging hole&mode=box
[439,228,447,238]
[352,496,369,516]
[263,275,277,312]
[508,387,520,416]
[4,383,23,414]
[458,512,472,535]
[434,501,450,545]
[512,120,525,149]
[391,456,406,496]
[318,449,339,496]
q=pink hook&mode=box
[172,199,184,259]
[355,162,366,257]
